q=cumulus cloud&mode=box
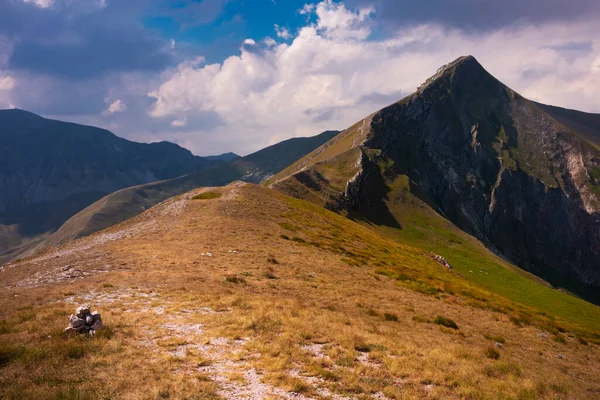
[313,0,374,40]
[103,99,127,115]
[147,0,600,155]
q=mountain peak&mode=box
[416,55,497,97]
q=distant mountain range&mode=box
[270,56,600,300]
[0,109,338,262]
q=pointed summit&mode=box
[417,55,497,96]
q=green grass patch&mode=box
[433,316,459,330]
[192,192,221,200]
[384,312,399,322]
[279,222,301,232]
[484,346,500,360]
[483,334,506,344]
[274,188,600,338]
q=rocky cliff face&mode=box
[273,56,600,290]
[363,56,600,287]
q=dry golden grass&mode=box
[0,183,599,399]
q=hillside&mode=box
[0,183,598,399]
[40,130,339,252]
[0,109,232,262]
[270,56,600,299]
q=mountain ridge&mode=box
[0,130,339,262]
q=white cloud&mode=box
[146,1,600,155]
[0,76,16,91]
[22,0,54,8]
[274,24,291,40]
[299,4,315,15]
[102,99,127,115]
[171,118,187,127]
[592,56,600,73]
[264,37,277,47]
[243,38,257,46]
[313,0,374,40]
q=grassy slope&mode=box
[370,172,600,331]
[268,119,371,185]
[1,184,599,399]
[272,142,600,333]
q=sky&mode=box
[1,0,600,156]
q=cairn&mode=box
[430,253,453,269]
[64,304,103,336]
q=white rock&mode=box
[76,304,91,318]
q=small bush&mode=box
[263,267,278,280]
[291,237,306,244]
[192,192,221,200]
[484,346,500,359]
[354,342,372,353]
[267,257,279,265]
[553,335,566,344]
[484,334,506,344]
[384,313,399,322]
[366,309,379,317]
[577,337,588,345]
[280,234,290,240]
[509,314,531,327]
[223,275,246,284]
[434,316,458,330]
[412,315,429,323]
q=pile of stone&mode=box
[430,253,453,269]
[64,304,103,336]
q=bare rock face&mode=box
[360,56,600,290]
[65,304,103,336]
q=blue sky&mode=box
[1,0,599,155]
